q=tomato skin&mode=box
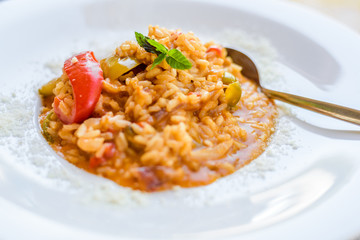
[54,51,104,124]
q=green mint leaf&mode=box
[147,39,168,54]
[135,32,147,47]
[135,32,162,55]
[143,40,162,55]
[136,32,158,54]
[151,53,167,69]
[166,49,192,70]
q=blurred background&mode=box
[0,0,359,33]
[291,0,360,32]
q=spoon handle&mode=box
[262,88,360,126]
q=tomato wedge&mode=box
[53,51,103,124]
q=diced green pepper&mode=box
[41,111,54,143]
[124,125,144,150]
[222,72,236,84]
[100,56,140,80]
[225,82,242,107]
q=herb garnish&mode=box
[135,32,192,70]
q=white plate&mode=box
[1,0,360,239]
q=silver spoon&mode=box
[226,47,360,126]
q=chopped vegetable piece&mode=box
[39,77,61,96]
[222,72,237,84]
[225,82,242,107]
[89,156,106,169]
[53,51,104,124]
[103,143,116,158]
[41,111,54,143]
[124,125,144,150]
[100,56,140,80]
[206,45,222,57]
[124,125,136,138]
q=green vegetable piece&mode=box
[225,82,242,107]
[124,125,144,150]
[166,49,192,70]
[41,111,54,143]
[124,125,136,139]
[101,56,140,80]
[38,77,61,96]
[222,72,237,84]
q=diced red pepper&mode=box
[88,143,116,168]
[187,92,201,96]
[103,143,116,159]
[89,156,106,169]
[53,51,104,124]
[206,45,222,57]
[136,122,145,128]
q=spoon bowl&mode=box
[226,47,360,126]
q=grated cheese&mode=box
[71,57,79,64]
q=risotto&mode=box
[39,26,277,192]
